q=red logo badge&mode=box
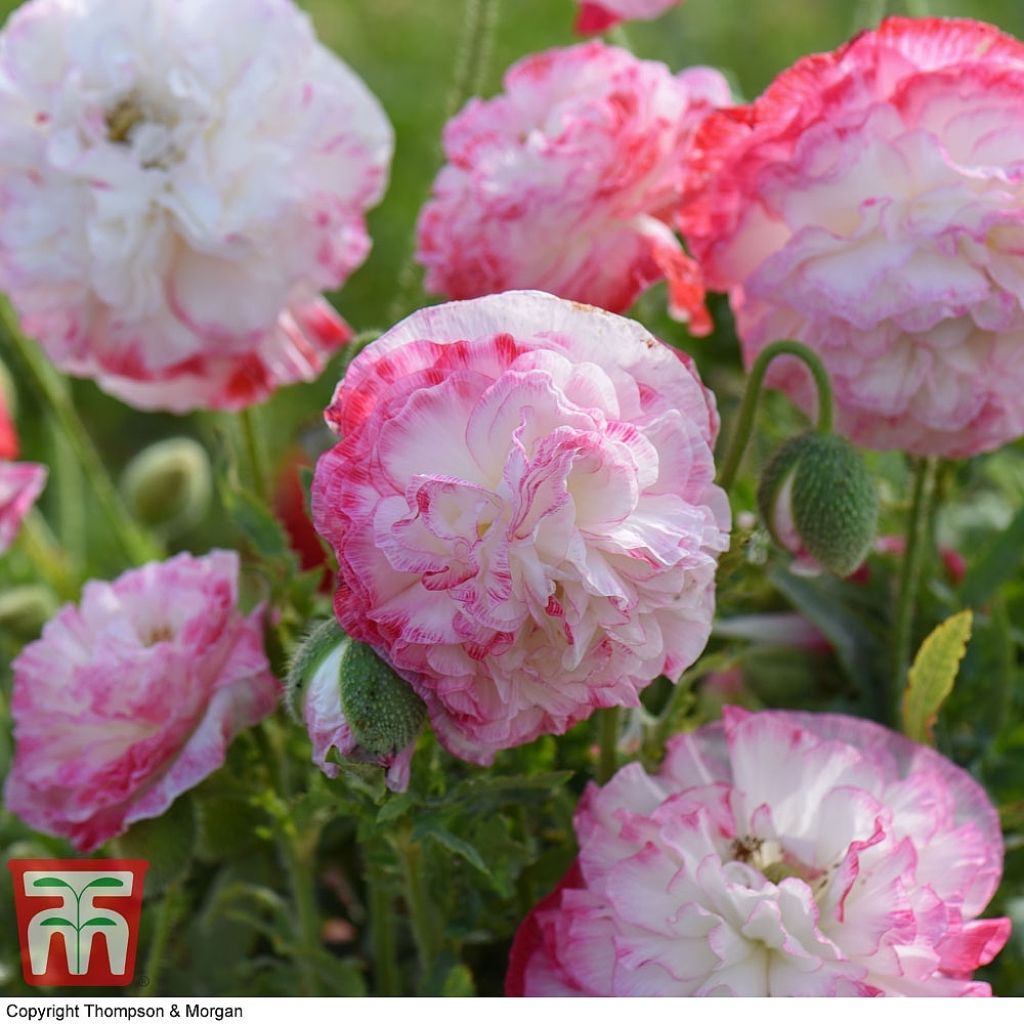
[8,858,148,987]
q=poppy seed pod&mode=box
[120,437,211,535]
[757,432,878,577]
[288,619,426,792]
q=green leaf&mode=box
[82,877,124,889]
[441,771,574,814]
[377,792,416,824]
[82,917,116,927]
[38,917,74,928]
[32,877,72,889]
[413,820,491,878]
[961,505,1024,607]
[768,567,886,709]
[220,485,292,562]
[902,610,973,745]
[112,794,195,894]
[441,964,475,997]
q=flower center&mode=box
[141,624,174,647]
[730,835,824,888]
[105,95,147,145]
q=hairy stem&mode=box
[139,882,182,997]
[367,857,400,996]
[398,830,440,982]
[890,457,939,722]
[388,0,502,323]
[716,340,834,493]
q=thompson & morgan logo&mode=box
[8,859,148,987]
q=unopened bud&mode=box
[0,585,57,639]
[120,437,211,534]
[288,619,426,792]
[758,432,878,577]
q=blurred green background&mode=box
[4,0,1024,998]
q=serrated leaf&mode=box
[377,792,416,824]
[961,505,1024,607]
[220,485,292,562]
[902,610,973,745]
[441,771,574,814]
[413,820,491,878]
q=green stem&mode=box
[388,0,501,324]
[398,830,439,981]
[284,838,321,996]
[890,457,938,723]
[607,25,633,49]
[19,510,77,599]
[716,340,834,493]
[653,651,738,751]
[367,858,400,997]
[239,406,270,501]
[0,305,160,566]
[139,883,182,997]
[258,721,321,995]
[50,420,85,562]
[444,0,502,120]
[991,594,1014,738]
[596,706,620,784]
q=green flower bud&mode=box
[288,619,426,791]
[120,437,211,534]
[0,584,57,639]
[757,432,878,577]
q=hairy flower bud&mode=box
[120,438,211,535]
[289,619,426,792]
[758,432,878,577]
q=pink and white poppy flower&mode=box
[508,707,1010,996]
[681,17,1024,457]
[4,551,280,851]
[312,291,730,764]
[417,43,729,333]
[0,0,393,412]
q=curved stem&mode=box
[596,706,620,784]
[716,340,834,493]
[0,303,160,566]
[890,457,938,724]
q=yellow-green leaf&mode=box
[901,610,973,745]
